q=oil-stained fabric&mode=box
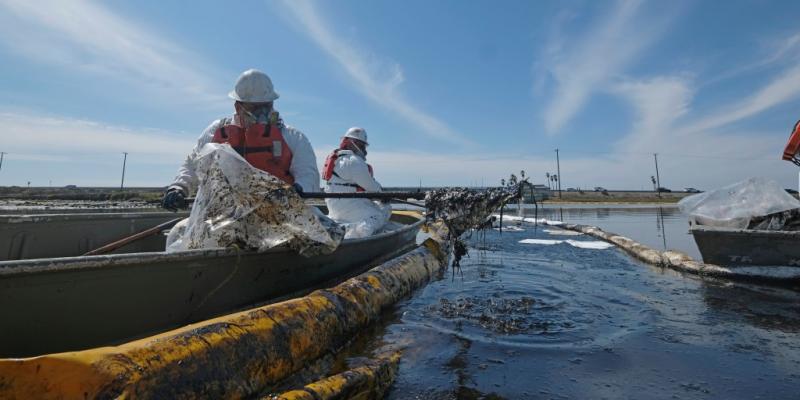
[167,143,344,256]
[324,150,391,239]
[169,114,320,195]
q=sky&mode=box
[1,0,800,190]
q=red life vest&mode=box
[783,119,800,165]
[211,122,294,184]
[322,149,373,192]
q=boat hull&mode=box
[0,211,190,261]
[691,226,800,267]
[0,212,422,358]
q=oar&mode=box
[389,198,425,208]
[299,191,426,200]
[82,217,183,256]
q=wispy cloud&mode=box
[0,110,194,163]
[703,32,800,87]
[608,75,792,190]
[613,76,693,151]
[278,0,467,145]
[0,0,226,108]
[684,63,800,134]
[538,0,673,134]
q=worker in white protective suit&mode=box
[322,127,391,239]
[162,69,319,211]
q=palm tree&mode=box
[546,172,551,190]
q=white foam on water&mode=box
[494,226,525,232]
[543,229,583,236]
[519,239,562,245]
[494,214,563,226]
[519,238,615,249]
[565,239,614,249]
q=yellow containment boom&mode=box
[0,218,448,399]
[270,351,401,400]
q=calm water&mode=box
[348,206,800,399]
[521,204,700,259]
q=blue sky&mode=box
[1,0,800,190]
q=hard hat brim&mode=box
[342,135,368,145]
[228,90,280,103]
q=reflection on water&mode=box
[527,204,700,259]
[346,206,800,399]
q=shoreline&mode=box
[0,186,690,205]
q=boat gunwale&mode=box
[690,226,800,237]
[0,211,190,223]
[0,213,424,276]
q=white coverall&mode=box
[324,150,391,239]
[168,114,320,195]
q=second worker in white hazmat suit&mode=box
[322,127,391,239]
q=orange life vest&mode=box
[783,119,800,165]
[322,149,373,192]
[211,122,294,184]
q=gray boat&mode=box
[690,225,800,268]
[0,210,423,358]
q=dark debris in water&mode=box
[430,296,572,335]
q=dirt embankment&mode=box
[0,187,165,202]
[1,187,697,204]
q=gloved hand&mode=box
[292,183,304,195]
[161,188,186,211]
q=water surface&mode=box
[348,206,800,399]
[522,204,699,259]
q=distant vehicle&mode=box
[594,186,606,191]
[64,185,78,189]
[657,187,672,193]
[685,188,701,193]
[566,188,577,192]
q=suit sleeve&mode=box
[340,155,382,192]
[282,126,321,192]
[168,120,220,195]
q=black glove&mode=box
[292,183,304,195]
[161,188,186,211]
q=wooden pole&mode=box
[120,152,128,189]
[83,218,183,256]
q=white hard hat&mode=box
[228,69,279,103]
[343,127,368,145]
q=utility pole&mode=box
[120,152,128,189]
[0,152,6,173]
[653,153,661,198]
[555,149,562,198]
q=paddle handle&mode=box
[83,218,184,256]
[299,192,426,200]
